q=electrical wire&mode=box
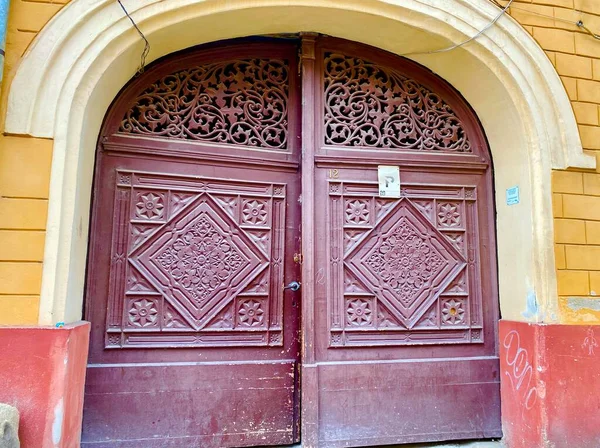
[400,0,515,56]
[112,0,598,70]
[117,0,150,74]
[509,4,600,41]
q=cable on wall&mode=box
[400,0,515,56]
[117,0,150,74]
[112,0,598,70]
[509,4,600,41]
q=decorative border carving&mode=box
[105,170,287,348]
[328,181,483,347]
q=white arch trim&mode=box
[6,0,595,325]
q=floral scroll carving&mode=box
[323,53,471,151]
[364,220,446,308]
[154,216,247,307]
[119,59,289,149]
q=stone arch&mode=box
[5,0,594,324]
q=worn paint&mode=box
[52,398,63,445]
[566,297,600,312]
[522,289,540,320]
[0,323,90,448]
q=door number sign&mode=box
[378,165,401,198]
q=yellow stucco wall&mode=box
[509,1,600,323]
[0,0,66,324]
[553,171,600,322]
[0,0,598,324]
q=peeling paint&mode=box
[522,290,539,320]
[52,398,63,446]
[566,297,600,312]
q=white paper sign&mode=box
[506,185,520,205]
[378,165,401,198]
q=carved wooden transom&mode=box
[323,53,471,152]
[119,59,290,149]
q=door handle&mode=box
[283,281,301,292]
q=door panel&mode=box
[317,358,501,447]
[83,41,301,447]
[317,168,495,356]
[83,155,301,446]
[308,38,501,447]
[83,362,295,448]
[100,167,290,349]
[313,165,501,446]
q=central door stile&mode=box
[300,33,319,448]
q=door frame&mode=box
[81,33,501,446]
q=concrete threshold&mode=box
[282,441,503,448]
[391,441,503,448]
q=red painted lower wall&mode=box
[500,320,600,448]
[0,321,90,448]
[1,319,598,447]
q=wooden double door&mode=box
[83,37,501,447]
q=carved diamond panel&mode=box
[346,199,463,327]
[329,180,483,347]
[136,195,264,327]
[105,171,287,348]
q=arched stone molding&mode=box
[5,0,595,325]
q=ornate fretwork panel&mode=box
[323,53,471,152]
[119,59,290,149]
[329,181,483,347]
[105,170,287,348]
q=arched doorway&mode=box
[83,36,499,447]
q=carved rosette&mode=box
[329,182,483,346]
[119,59,290,149]
[104,170,287,348]
[323,53,471,152]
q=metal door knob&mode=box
[284,281,301,292]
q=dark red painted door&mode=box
[83,42,301,447]
[306,38,502,446]
[84,36,501,448]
